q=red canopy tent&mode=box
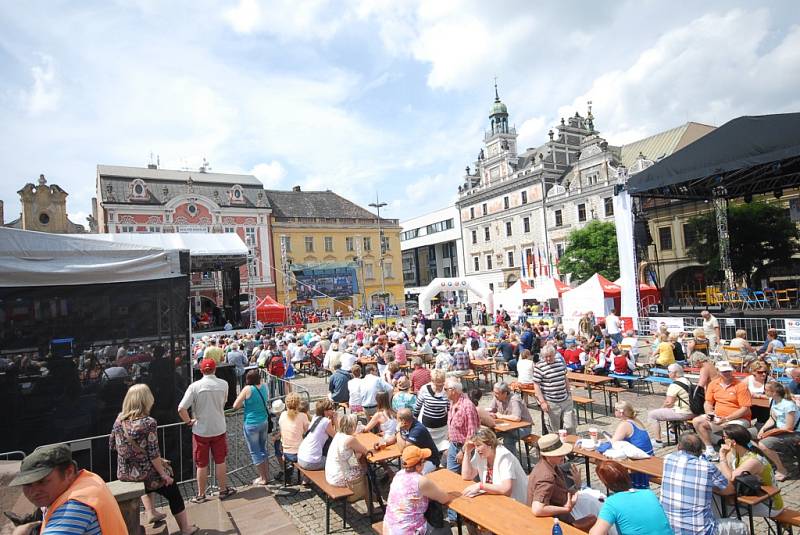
[256,295,287,324]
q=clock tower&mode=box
[479,83,518,186]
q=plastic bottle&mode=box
[552,517,563,535]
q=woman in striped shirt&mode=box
[413,368,450,452]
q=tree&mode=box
[559,220,619,284]
[685,201,800,285]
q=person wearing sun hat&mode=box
[383,445,454,535]
[528,434,596,531]
[9,444,126,534]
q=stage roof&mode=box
[626,113,800,199]
[0,228,184,287]
[70,233,249,271]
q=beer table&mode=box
[355,432,401,518]
[566,372,614,414]
[426,468,588,535]
[471,358,494,386]
[518,386,550,434]
[493,416,533,461]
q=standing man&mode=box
[9,444,126,534]
[410,357,431,394]
[605,309,622,344]
[445,377,480,474]
[700,310,720,351]
[489,381,533,451]
[360,364,392,418]
[203,339,224,364]
[178,358,237,502]
[532,345,576,435]
[660,432,731,535]
[226,343,248,390]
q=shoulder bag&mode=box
[120,422,173,491]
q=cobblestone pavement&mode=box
[270,372,799,535]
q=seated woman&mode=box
[383,445,454,535]
[686,328,710,356]
[528,434,595,531]
[648,364,695,448]
[610,401,654,489]
[588,461,673,535]
[747,361,771,424]
[668,333,685,363]
[756,382,800,481]
[514,349,535,389]
[653,333,675,368]
[758,328,785,356]
[461,428,527,504]
[325,413,370,502]
[719,423,785,518]
[363,391,398,442]
[391,376,417,412]
[297,399,336,471]
[278,393,310,478]
[729,329,755,356]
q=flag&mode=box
[520,249,527,278]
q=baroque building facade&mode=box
[2,174,86,233]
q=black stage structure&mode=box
[623,113,800,310]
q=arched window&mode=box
[129,179,148,200]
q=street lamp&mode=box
[369,195,388,305]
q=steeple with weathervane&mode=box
[478,79,518,186]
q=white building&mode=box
[400,206,465,303]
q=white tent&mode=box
[561,273,621,330]
[0,228,184,287]
[529,277,571,302]
[493,280,529,313]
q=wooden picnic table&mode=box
[752,396,770,408]
[426,468,588,535]
[471,358,495,385]
[358,357,378,366]
[518,386,550,434]
[354,432,401,519]
[493,416,533,460]
[567,372,614,414]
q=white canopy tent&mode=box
[561,273,621,331]
[493,280,538,312]
[0,228,184,287]
[529,277,571,302]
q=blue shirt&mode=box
[789,380,800,396]
[598,489,673,535]
[328,369,351,403]
[401,419,441,467]
[660,450,728,535]
[42,499,101,535]
[771,398,799,429]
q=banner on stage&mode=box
[645,316,685,334]
[785,319,800,345]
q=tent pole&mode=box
[713,186,735,291]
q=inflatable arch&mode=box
[417,277,494,316]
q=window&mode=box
[280,236,291,252]
[470,207,475,219]
[683,224,696,249]
[245,227,256,247]
[486,255,493,270]
[443,266,451,277]
[659,227,673,250]
[507,251,515,267]
[556,243,565,258]
[505,221,512,237]
[381,235,390,253]
[471,230,477,244]
[578,203,587,222]
[383,262,393,278]
[521,191,528,204]
[400,229,418,241]
[555,210,563,227]
[489,282,494,291]
[324,236,333,252]
[148,225,160,233]
[363,237,372,251]
[523,217,530,233]
[304,236,314,252]
[345,237,355,251]
[365,263,374,279]
[428,245,436,261]
[425,219,455,234]
[224,226,235,233]
[604,197,614,217]
[482,203,487,215]
[473,256,480,271]
[503,196,510,209]
[120,225,134,233]
[484,226,490,241]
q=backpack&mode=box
[674,379,705,416]
[267,352,286,378]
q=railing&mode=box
[0,450,25,461]
[635,315,792,348]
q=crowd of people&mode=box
[8,304,800,535]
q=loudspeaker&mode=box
[634,220,653,245]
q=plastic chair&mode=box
[751,289,770,309]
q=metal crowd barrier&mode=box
[636,315,794,347]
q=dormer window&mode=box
[129,179,148,200]
[229,185,245,204]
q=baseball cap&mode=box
[401,445,432,468]
[10,444,74,486]
[200,358,217,373]
[715,360,735,372]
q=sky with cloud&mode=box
[1,1,798,227]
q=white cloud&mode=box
[222,0,351,41]
[250,161,287,188]
[23,54,60,115]
[223,0,261,34]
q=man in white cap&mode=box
[691,360,752,461]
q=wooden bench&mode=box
[522,433,542,471]
[602,385,626,413]
[572,395,594,423]
[372,521,383,534]
[295,466,354,533]
[776,508,800,534]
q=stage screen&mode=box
[294,267,359,299]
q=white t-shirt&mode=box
[348,377,363,407]
[606,314,621,335]
[325,432,357,487]
[298,416,332,466]
[340,352,357,371]
[470,445,528,504]
[517,359,535,384]
[178,374,228,437]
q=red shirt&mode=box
[563,348,582,366]
[410,367,431,394]
[448,393,480,445]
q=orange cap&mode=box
[401,445,432,468]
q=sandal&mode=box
[189,494,207,504]
[181,526,200,535]
[775,472,788,482]
[218,487,238,500]
[147,511,167,524]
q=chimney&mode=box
[0,200,3,225]
[292,185,301,192]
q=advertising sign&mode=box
[294,267,359,300]
[785,318,800,345]
[645,316,686,334]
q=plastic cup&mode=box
[558,429,567,441]
[589,427,598,441]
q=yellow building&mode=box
[265,187,404,312]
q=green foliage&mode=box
[685,201,800,283]
[559,220,619,284]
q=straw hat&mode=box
[537,434,573,457]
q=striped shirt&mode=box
[43,500,101,535]
[532,359,570,403]
[414,383,449,428]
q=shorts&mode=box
[193,433,228,468]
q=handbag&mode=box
[119,422,172,491]
[733,471,762,497]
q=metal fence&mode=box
[636,315,796,347]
